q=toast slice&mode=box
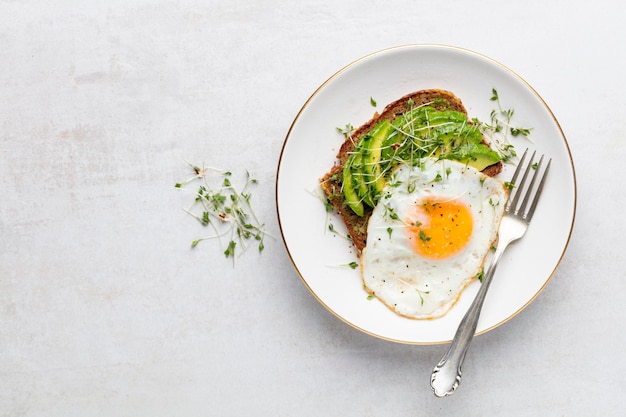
[320,89,502,253]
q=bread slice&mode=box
[320,89,502,253]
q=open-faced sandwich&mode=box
[320,89,508,319]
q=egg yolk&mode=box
[407,198,473,259]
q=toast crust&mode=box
[320,89,502,253]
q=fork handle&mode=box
[430,242,508,397]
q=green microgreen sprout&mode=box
[326,260,359,269]
[345,261,359,269]
[384,205,400,221]
[306,186,351,243]
[176,161,269,266]
[407,179,417,193]
[417,288,430,306]
[336,123,355,138]
[327,222,352,242]
[370,97,377,107]
[511,127,532,137]
[422,201,439,214]
[474,88,533,163]
[398,277,430,305]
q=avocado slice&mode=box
[443,143,501,171]
[380,119,405,164]
[342,154,364,216]
[350,151,375,207]
[361,120,393,200]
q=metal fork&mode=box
[430,149,551,398]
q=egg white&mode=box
[361,159,507,319]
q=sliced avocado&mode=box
[351,151,375,207]
[429,114,483,158]
[423,109,468,125]
[398,106,430,127]
[380,109,432,163]
[342,154,364,216]
[444,143,501,171]
[380,129,399,164]
[380,118,408,163]
[467,145,501,171]
[361,120,393,200]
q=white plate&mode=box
[276,45,576,344]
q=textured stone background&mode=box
[0,0,621,415]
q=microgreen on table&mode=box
[176,162,268,266]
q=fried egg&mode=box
[361,159,507,319]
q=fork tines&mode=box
[505,149,552,221]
